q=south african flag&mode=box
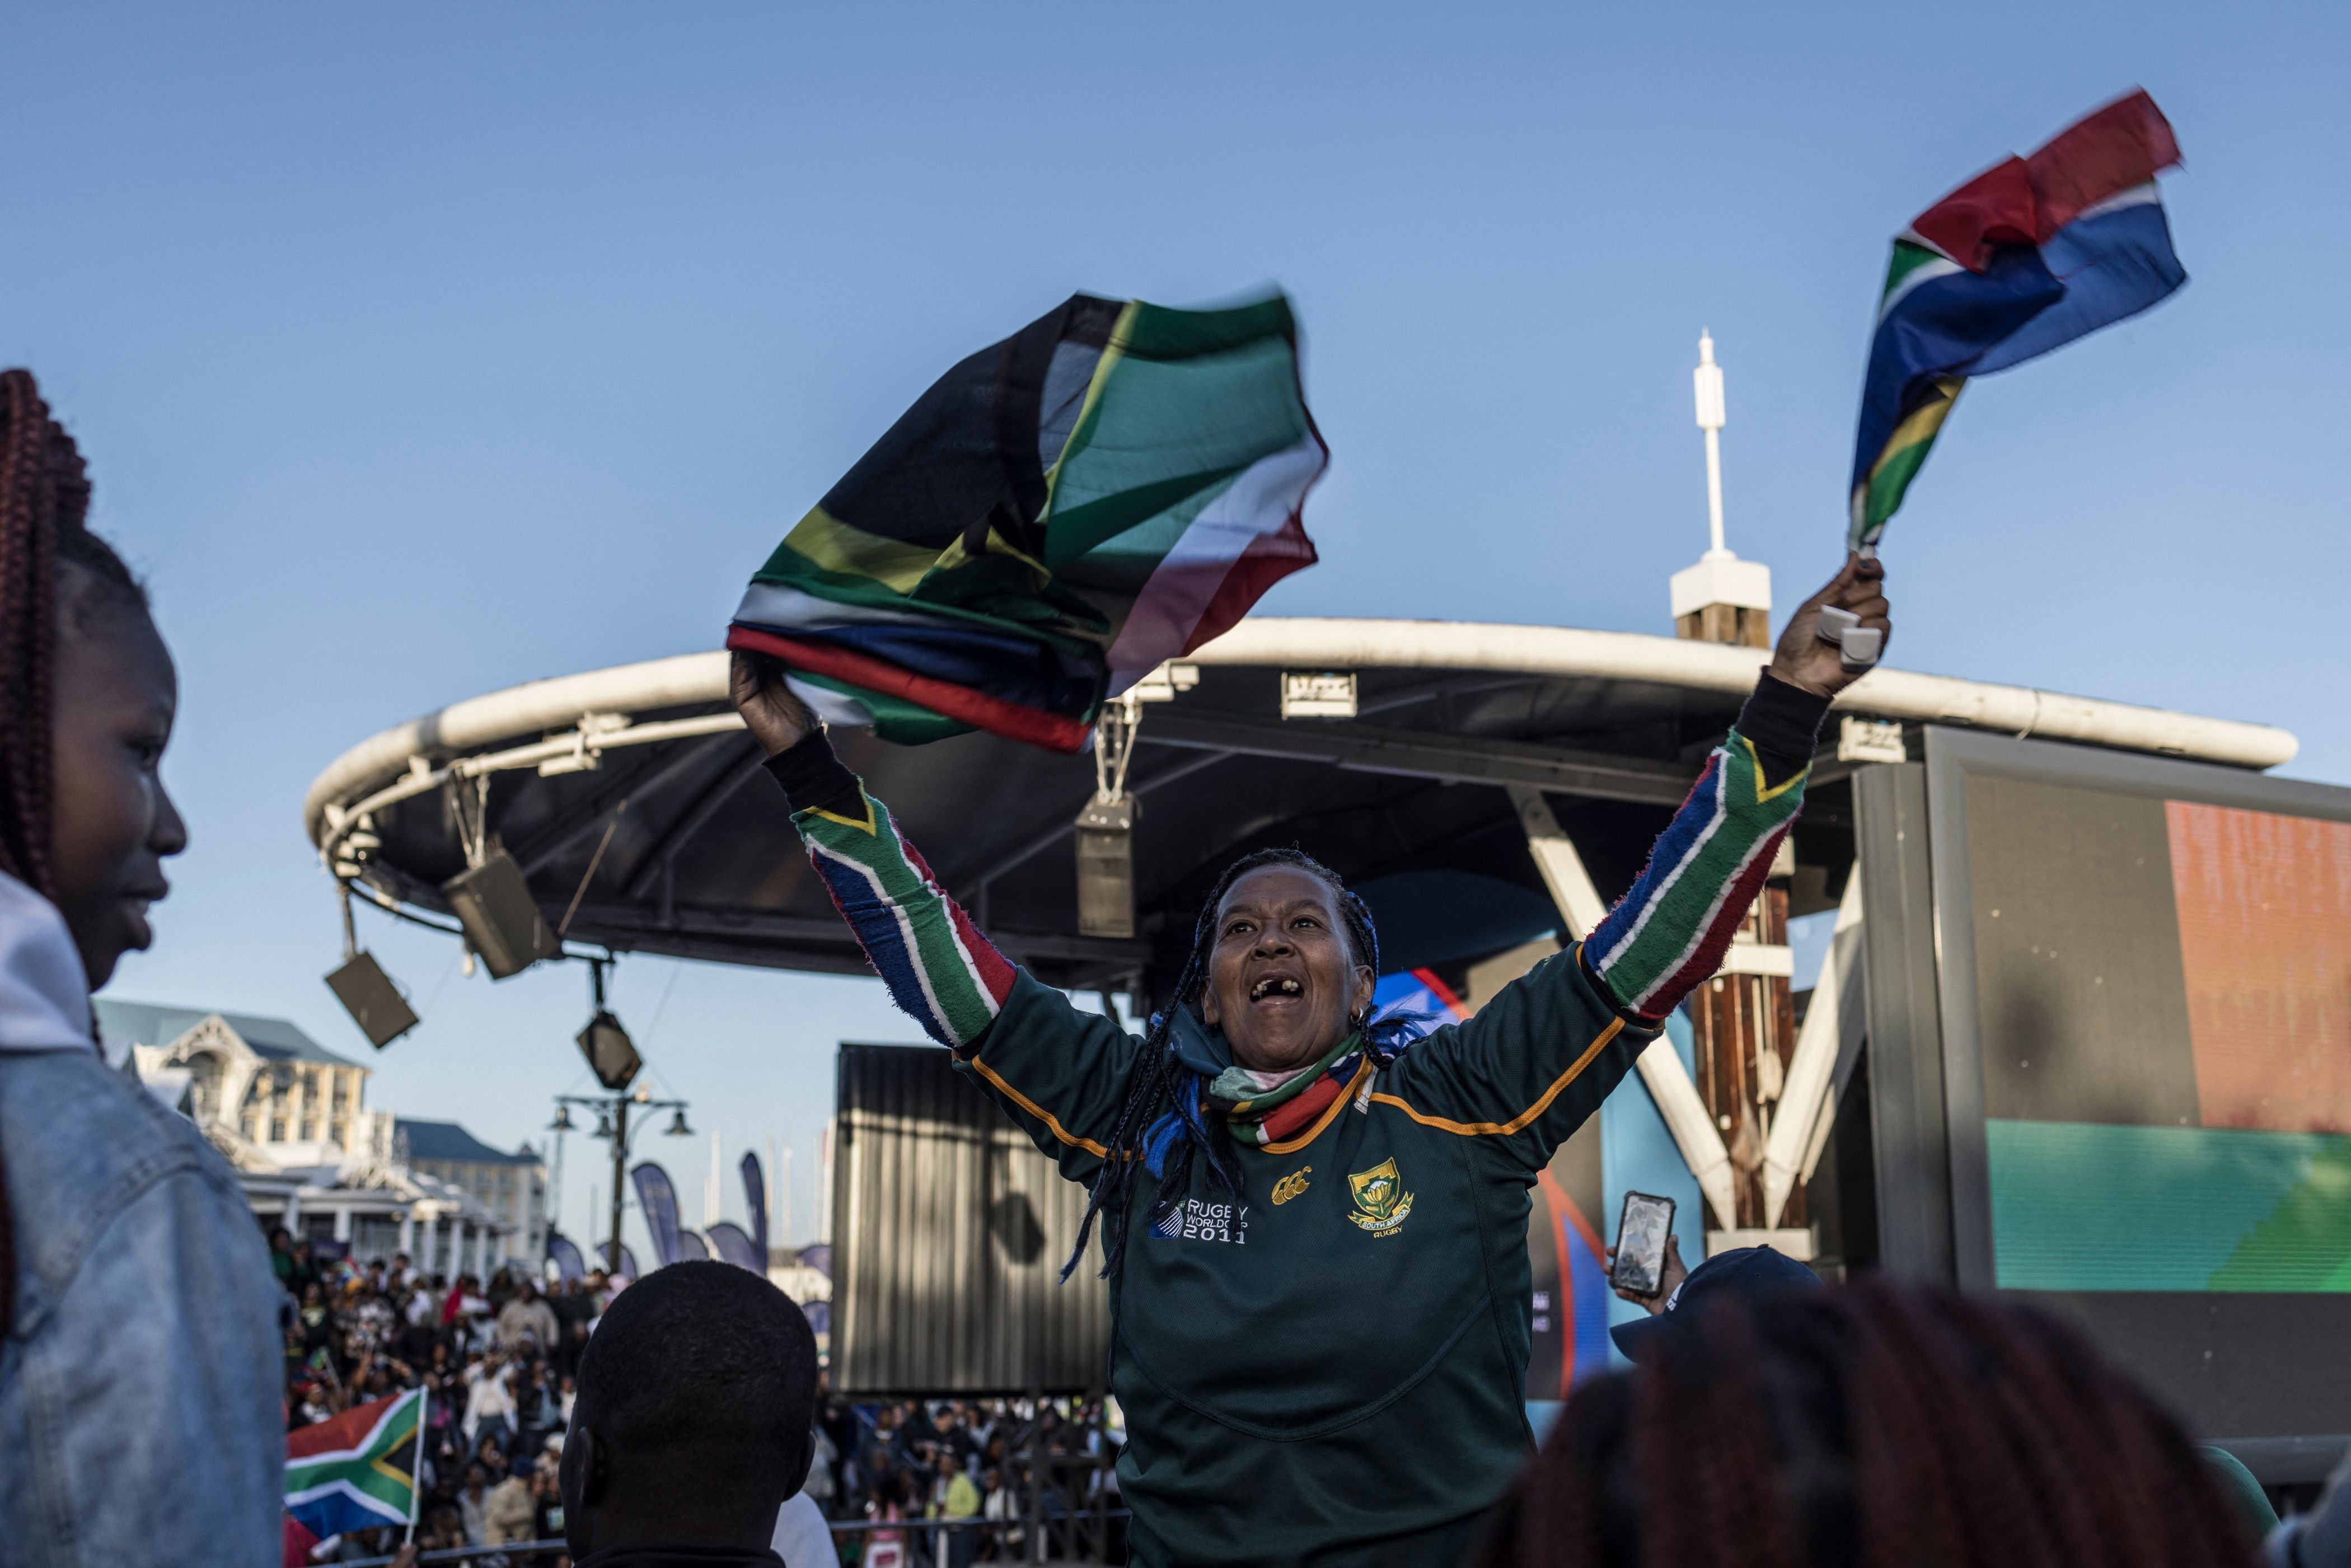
[730,292,1325,752]
[284,1387,425,1541]
[1849,90,2186,547]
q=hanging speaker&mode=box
[1075,795,1136,939]
[442,849,559,979]
[575,1009,642,1093]
[325,952,420,1049]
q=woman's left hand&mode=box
[1769,553,1892,699]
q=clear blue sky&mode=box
[6,3,2345,1261]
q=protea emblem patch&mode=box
[1346,1158,1413,1235]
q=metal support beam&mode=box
[1504,788,1739,1230]
[621,736,766,900]
[1140,712,1700,807]
[1760,869,1865,1227]
[512,732,741,878]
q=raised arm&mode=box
[1378,556,1888,1164]
[734,654,1141,1179]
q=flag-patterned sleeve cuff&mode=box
[764,735,1018,1051]
[1581,672,1829,1022]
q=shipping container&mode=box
[831,1043,1113,1394]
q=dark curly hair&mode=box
[1064,844,1385,1281]
[1473,1276,2262,1568]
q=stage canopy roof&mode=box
[305,617,2297,995]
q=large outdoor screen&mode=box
[1924,729,2351,1452]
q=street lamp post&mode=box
[554,1087,692,1275]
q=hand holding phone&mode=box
[1610,1191,1677,1298]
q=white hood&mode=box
[0,869,93,1052]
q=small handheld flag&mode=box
[730,293,1326,752]
[1850,90,2186,548]
[283,1387,425,1543]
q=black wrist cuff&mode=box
[763,730,863,816]
[1735,671,1833,782]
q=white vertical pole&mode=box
[1694,331,1729,557]
[778,1144,794,1251]
[818,1120,835,1246]
[705,1131,723,1232]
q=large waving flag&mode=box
[1851,90,2186,547]
[284,1388,424,1542]
[730,292,1326,752]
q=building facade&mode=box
[397,1120,549,1264]
[97,1000,535,1278]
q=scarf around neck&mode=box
[1144,1001,1427,1169]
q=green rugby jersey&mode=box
[766,671,1827,1567]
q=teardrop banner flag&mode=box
[1851,90,2186,548]
[630,1162,685,1269]
[730,292,1326,752]
[741,1150,769,1257]
[708,1220,764,1272]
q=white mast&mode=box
[1669,331,1772,647]
[1695,330,1729,557]
[704,1131,723,1231]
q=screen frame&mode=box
[1920,726,2351,1295]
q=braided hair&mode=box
[1474,1276,2261,1568]
[1064,845,1394,1282]
[0,368,146,1341]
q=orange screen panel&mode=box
[2166,801,2351,1132]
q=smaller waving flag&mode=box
[1851,90,2186,548]
[284,1388,424,1542]
[730,292,1325,752]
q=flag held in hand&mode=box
[730,293,1326,752]
[1850,90,2186,548]
[283,1387,425,1542]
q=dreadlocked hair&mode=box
[0,368,143,1344]
[1062,845,1387,1283]
[1472,1276,2263,1568]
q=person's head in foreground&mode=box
[560,1260,818,1565]
[1474,1277,2259,1568]
[0,368,184,1340]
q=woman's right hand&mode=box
[730,649,820,757]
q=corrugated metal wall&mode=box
[832,1043,1113,1394]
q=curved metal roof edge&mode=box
[302,618,2300,845]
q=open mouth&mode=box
[1249,975,1304,1003]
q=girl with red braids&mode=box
[0,371,284,1565]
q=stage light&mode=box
[324,951,419,1049]
[574,1009,641,1093]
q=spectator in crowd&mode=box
[498,1276,560,1355]
[559,1260,819,1566]
[464,1347,519,1455]
[0,369,283,1565]
[1472,1277,2260,1568]
[486,1453,541,1548]
[458,1461,496,1550]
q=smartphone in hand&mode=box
[1611,1191,1677,1298]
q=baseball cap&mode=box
[1608,1244,1823,1363]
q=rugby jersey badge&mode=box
[1346,1158,1413,1235]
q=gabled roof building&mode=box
[99,1000,541,1277]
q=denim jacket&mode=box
[0,875,283,1566]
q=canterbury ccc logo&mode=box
[1271,1167,1313,1205]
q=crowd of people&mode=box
[265,1232,1124,1567]
[268,1235,598,1561]
[806,1393,1125,1566]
